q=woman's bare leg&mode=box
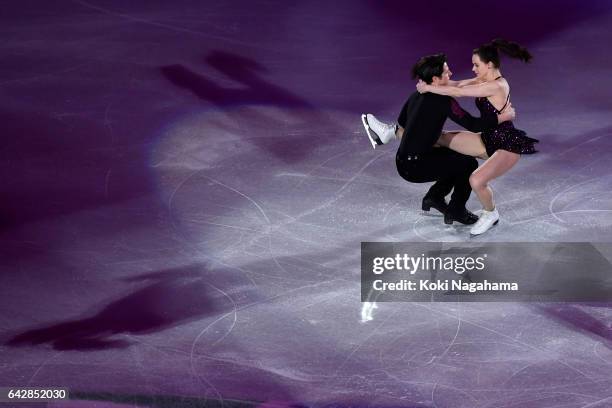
[395,126,404,140]
[438,131,488,158]
[469,150,520,211]
[396,129,488,160]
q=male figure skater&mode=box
[361,54,514,224]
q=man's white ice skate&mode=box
[361,113,396,149]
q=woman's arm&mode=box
[447,78,481,88]
[417,80,500,98]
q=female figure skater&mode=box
[416,38,538,235]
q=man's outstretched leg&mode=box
[361,114,401,148]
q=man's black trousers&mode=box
[395,148,478,212]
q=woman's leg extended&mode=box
[469,150,520,211]
[395,126,404,140]
[437,131,487,158]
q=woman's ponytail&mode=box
[491,38,532,63]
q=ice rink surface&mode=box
[1,1,612,407]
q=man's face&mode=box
[432,62,452,85]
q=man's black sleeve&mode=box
[447,98,498,132]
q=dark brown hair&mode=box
[473,39,532,68]
[411,53,447,84]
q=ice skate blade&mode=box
[361,114,382,149]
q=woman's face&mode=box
[471,54,490,79]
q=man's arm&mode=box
[447,98,514,132]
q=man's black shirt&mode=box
[397,92,498,158]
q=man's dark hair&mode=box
[411,53,447,84]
